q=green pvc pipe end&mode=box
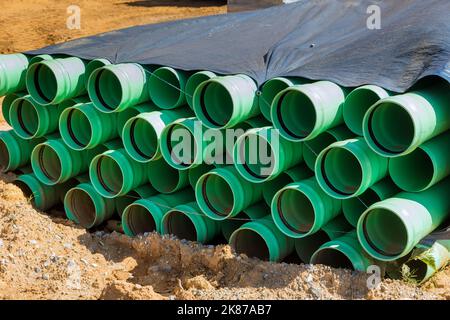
[161,202,220,243]
[88,63,149,113]
[0,53,29,96]
[343,85,390,136]
[315,138,388,199]
[114,184,157,217]
[26,57,86,105]
[85,58,111,86]
[14,173,59,211]
[271,177,341,238]
[148,67,187,109]
[147,157,190,194]
[28,54,53,66]
[259,77,301,121]
[229,216,294,262]
[59,102,118,150]
[64,182,115,228]
[2,92,26,126]
[0,130,42,172]
[193,74,259,129]
[185,71,216,109]
[116,103,157,137]
[188,164,215,189]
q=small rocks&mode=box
[34,267,41,273]
[29,240,37,245]
[42,274,49,280]
[63,243,72,249]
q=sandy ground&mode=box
[0,0,449,300]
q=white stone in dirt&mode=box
[0,239,3,248]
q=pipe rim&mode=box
[310,239,363,271]
[161,208,200,242]
[302,131,337,171]
[31,142,65,186]
[148,67,185,109]
[122,200,160,236]
[185,71,215,109]
[59,106,94,151]
[0,131,20,172]
[64,184,103,229]
[122,116,159,163]
[89,152,127,198]
[10,96,43,139]
[26,60,61,105]
[88,66,125,113]
[259,77,293,121]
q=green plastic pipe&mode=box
[9,95,64,139]
[64,182,115,228]
[229,215,294,262]
[57,174,90,204]
[185,71,216,109]
[12,165,33,175]
[311,231,377,271]
[59,102,118,150]
[161,202,221,243]
[315,138,389,199]
[147,157,190,194]
[271,177,342,238]
[294,216,352,263]
[116,102,157,137]
[89,147,149,198]
[88,63,150,112]
[342,178,399,227]
[58,96,90,109]
[2,91,26,126]
[114,184,157,217]
[0,53,29,96]
[31,138,106,185]
[0,130,43,172]
[262,163,313,205]
[362,82,450,157]
[122,188,195,236]
[221,201,269,242]
[271,81,346,141]
[14,173,60,211]
[26,57,86,105]
[235,116,271,132]
[28,54,54,66]
[357,178,450,261]
[389,131,450,192]
[148,67,188,109]
[258,77,303,121]
[302,126,353,171]
[193,74,259,129]
[84,58,111,86]
[123,107,192,163]
[188,164,215,189]
[343,85,391,136]
[234,126,303,183]
[195,165,264,220]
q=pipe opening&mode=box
[65,188,97,228]
[389,148,433,191]
[96,69,123,110]
[343,189,380,226]
[277,188,314,234]
[367,102,414,154]
[200,82,233,127]
[16,99,39,137]
[14,180,35,207]
[96,156,124,196]
[321,147,363,196]
[312,248,355,270]
[362,208,408,257]
[404,259,428,283]
[263,172,291,204]
[0,140,10,171]
[37,145,62,182]
[165,124,196,167]
[344,89,381,135]
[185,73,212,108]
[149,68,182,108]
[33,64,58,103]
[201,174,234,217]
[163,210,197,241]
[303,132,336,170]
[129,118,158,160]
[125,204,156,235]
[276,90,316,139]
[231,229,270,260]
[66,109,92,148]
[295,231,331,263]
[238,134,275,179]
[260,79,291,118]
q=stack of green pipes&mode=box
[0,53,449,284]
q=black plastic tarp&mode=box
[28,0,450,93]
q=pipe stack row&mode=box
[0,53,449,284]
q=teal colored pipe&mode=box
[185,71,216,109]
[64,182,115,228]
[315,138,389,199]
[2,91,26,126]
[259,77,303,121]
[188,164,215,189]
[122,107,192,163]
[271,81,346,141]
[0,53,29,96]
[233,126,304,183]
[57,174,90,204]
[28,54,54,66]
[235,116,271,132]
[122,188,195,236]
[116,102,157,137]
[114,184,157,217]
[302,126,353,171]
[195,165,264,220]
[193,74,259,129]
[357,179,450,261]
[362,82,450,157]
[0,130,43,172]
[14,173,60,211]
[89,147,149,198]
[311,230,378,271]
[161,202,221,243]
[147,157,190,194]
[221,201,269,242]
[342,178,400,227]
[148,67,189,109]
[271,177,342,238]
[9,95,64,139]
[229,215,294,262]
[88,63,150,112]
[85,58,111,86]
[389,131,450,192]
[26,57,86,105]
[262,163,313,205]
[343,85,391,136]
[294,216,352,263]
[59,102,118,150]
[58,96,90,109]
[31,138,106,185]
